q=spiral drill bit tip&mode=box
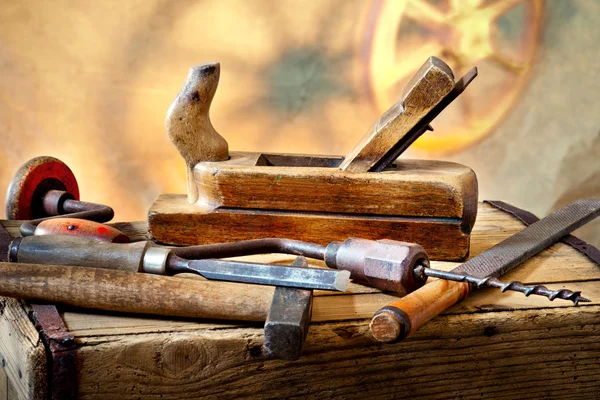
[416,266,590,306]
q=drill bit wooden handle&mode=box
[166,62,229,203]
[370,279,470,342]
[0,262,272,321]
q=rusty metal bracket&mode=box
[30,304,78,400]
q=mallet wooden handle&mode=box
[0,262,272,321]
[12,235,151,272]
[370,279,470,342]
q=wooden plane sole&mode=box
[148,152,478,261]
[148,194,472,261]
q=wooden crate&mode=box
[1,203,599,399]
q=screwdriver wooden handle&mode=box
[11,235,151,272]
[370,279,470,342]
[0,262,272,321]
[34,218,130,243]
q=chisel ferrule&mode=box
[142,247,171,275]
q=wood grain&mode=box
[166,63,229,204]
[0,263,274,322]
[370,279,471,342]
[194,152,478,220]
[0,298,46,400]
[148,193,471,261]
[1,202,599,399]
[69,305,600,399]
[339,57,455,172]
[166,148,478,261]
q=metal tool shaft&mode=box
[416,265,589,305]
[179,259,350,291]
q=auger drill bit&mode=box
[371,198,600,343]
[414,265,590,305]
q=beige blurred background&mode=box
[0,0,598,244]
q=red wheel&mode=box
[5,156,80,220]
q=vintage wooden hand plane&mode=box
[149,57,479,261]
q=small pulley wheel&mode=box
[5,156,80,220]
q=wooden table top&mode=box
[1,202,599,399]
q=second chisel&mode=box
[8,235,350,291]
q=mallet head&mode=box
[263,257,313,360]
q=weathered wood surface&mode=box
[156,147,479,261]
[1,203,600,399]
[148,193,473,261]
[193,152,478,219]
[0,298,46,400]
[166,62,229,204]
[339,57,455,172]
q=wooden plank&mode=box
[148,193,471,260]
[6,380,17,400]
[67,306,600,399]
[61,277,599,342]
[0,201,551,252]
[0,298,46,400]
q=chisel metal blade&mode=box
[453,199,600,278]
[185,259,350,291]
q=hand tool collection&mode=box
[1,55,599,361]
[149,56,479,261]
[370,199,600,342]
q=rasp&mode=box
[370,198,600,343]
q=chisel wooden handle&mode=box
[34,218,130,243]
[370,279,470,342]
[0,262,272,321]
[10,235,152,272]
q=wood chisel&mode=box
[370,198,600,343]
[8,235,350,291]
